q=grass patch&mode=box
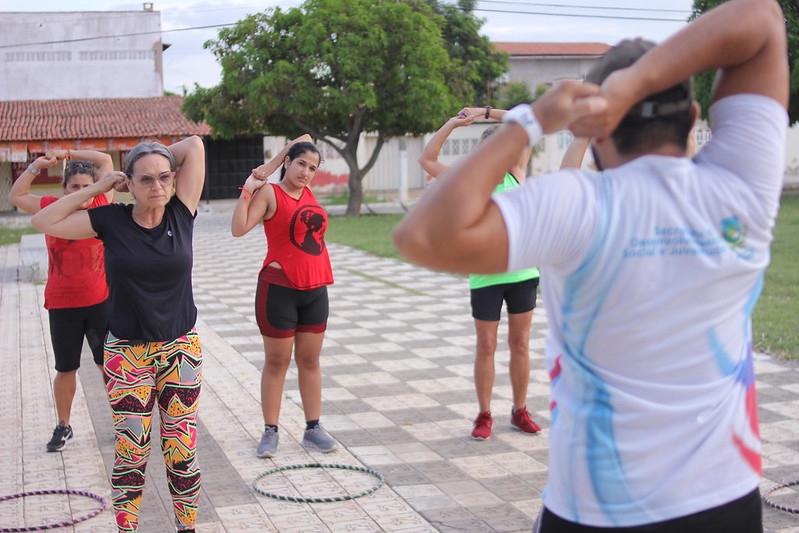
[341,267,426,296]
[318,193,382,206]
[326,214,404,260]
[753,192,799,359]
[0,225,39,246]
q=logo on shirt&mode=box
[290,206,327,256]
[721,216,753,259]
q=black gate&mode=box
[204,136,264,200]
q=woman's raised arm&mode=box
[169,136,206,214]
[32,171,125,240]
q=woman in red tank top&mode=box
[9,149,114,453]
[232,135,337,458]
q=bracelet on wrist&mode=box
[65,149,72,161]
[502,104,543,147]
[484,105,492,119]
[27,164,40,176]
[238,186,252,202]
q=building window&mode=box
[441,138,480,156]
[6,51,71,62]
[79,50,154,61]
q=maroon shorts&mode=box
[255,266,328,338]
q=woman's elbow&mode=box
[188,135,204,151]
[8,193,22,209]
[30,212,47,233]
[231,223,247,237]
[418,158,435,176]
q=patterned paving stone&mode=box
[4,204,799,532]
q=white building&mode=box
[494,42,610,92]
[0,5,165,101]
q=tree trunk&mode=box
[345,170,363,216]
[340,131,385,217]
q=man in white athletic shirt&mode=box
[394,0,789,531]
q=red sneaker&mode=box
[511,406,541,434]
[471,411,493,440]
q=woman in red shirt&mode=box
[232,135,337,458]
[8,149,113,452]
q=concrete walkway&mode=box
[2,201,799,532]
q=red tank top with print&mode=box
[40,194,110,309]
[262,183,333,289]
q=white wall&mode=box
[263,116,799,195]
[0,10,164,100]
[508,56,601,91]
[364,136,427,192]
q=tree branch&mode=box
[359,133,386,177]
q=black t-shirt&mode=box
[88,195,197,342]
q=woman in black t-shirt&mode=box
[33,136,205,533]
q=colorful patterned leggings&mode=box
[103,330,203,532]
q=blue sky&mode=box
[3,0,695,94]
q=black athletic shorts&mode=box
[255,266,329,338]
[535,488,762,533]
[47,300,108,372]
[470,277,539,321]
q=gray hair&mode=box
[124,141,176,175]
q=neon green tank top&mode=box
[469,173,540,290]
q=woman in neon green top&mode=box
[419,107,541,440]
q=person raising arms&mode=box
[419,111,542,440]
[9,149,113,453]
[232,135,338,458]
[395,0,787,530]
[33,136,206,533]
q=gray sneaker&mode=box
[302,425,337,453]
[256,426,279,458]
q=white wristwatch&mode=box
[27,164,40,176]
[502,104,543,147]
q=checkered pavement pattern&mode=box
[3,201,799,532]
[193,209,552,532]
[191,206,799,532]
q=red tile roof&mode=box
[0,96,210,141]
[494,42,611,57]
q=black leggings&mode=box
[537,488,762,533]
[48,300,108,372]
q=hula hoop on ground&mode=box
[0,489,107,532]
[252,463,384,503]
[764,480,799,514]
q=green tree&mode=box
[494,81,533,110]
[183,0,459,215]
[691,0,798,123]
[425,0,509,105]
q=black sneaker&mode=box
[46,424,73,452]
